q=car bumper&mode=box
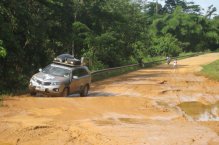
[29,82,65,96]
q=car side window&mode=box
[72,69,81,77]
[72,68,88,78]
[80,68,88,77]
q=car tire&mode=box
[62,88,69,97]
[30,91,36,96]
[80,85,89,97]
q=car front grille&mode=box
[44,82,51,86]
[37,80,42,84]
[36,80,51,86]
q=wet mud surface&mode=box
[1,53,219,145]
[178,101,219,121]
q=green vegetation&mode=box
[92,65,140,82]
[0,40,6,58]
[0,0,219,93]
[201,60,219,81]
[92,51,202,82]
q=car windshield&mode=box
[42,65,71,77]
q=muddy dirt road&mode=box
[1,53,219,145]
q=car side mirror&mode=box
[39,68,42,72]
[72,76,79,79]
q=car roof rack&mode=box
[53,61,82,67]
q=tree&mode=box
[145,1,163,16]
[164,0,187,13]
[205,5,217,19]
[149,34,182,56]
[204,17,219,51]
[163,0,201,14]
[151,7,208,52]
[72,21,91,57]
[0,40,6,58]
[0,0,219,92]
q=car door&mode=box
[75,68,88,91]
[69,69,81,93]
[79,68,90,87]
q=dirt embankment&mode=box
[0,53,219,145]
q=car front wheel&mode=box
[62,88,69,97]
[80,85,89,97]
[30,90,37,96]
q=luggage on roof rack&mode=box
[54,54,74,63]
[66,58,81,65]
[53,54,81,66]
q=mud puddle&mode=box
[178,101,219,121]
[93,113,149,126]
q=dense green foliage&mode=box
[0,40,6,58]
[201,60,219,81]
[92,65,140,82]
[0,0,219,92]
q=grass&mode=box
[179,52,195,57]
[142,52,203,64]
[201,60,219,81]
[92,65,140,82]
[143,56,165,63]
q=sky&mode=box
[193,0,219,14]
[153,0,219,15]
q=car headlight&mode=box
[31,76,37,82]
[51,82,61,85]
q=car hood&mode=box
[33,72,69,83]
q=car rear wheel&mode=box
[62,88,69,97]
[80,85,89,97]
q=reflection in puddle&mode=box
[94,119,118,126]
[94,118,148,126]
[118,118,148,124]
[178,101,219,121]
[94,114,147,126]
[89,91,141,97]
[89,91,117,97]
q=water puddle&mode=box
[94,113,147,126]
[94,119,118,126]
[178,101,219,121]
[118,118,148,124]
[94,118,148,126]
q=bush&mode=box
[149,34,182,57]
[0,40,6,58]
